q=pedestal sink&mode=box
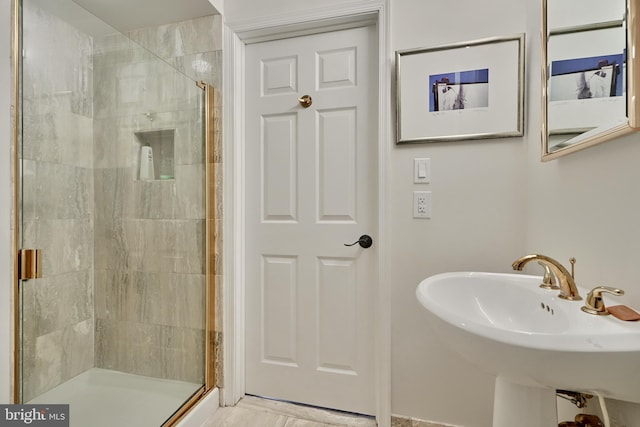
[416,272,640,427]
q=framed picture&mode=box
[396,34,525,144]
[547,23,626,134]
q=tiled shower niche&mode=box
[135,129,176,180]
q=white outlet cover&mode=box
[413,190,432,218]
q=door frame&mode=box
[221,1,391,425]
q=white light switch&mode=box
[414,158,431,183]
[418,162,427,178]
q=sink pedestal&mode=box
[493,377,557,427]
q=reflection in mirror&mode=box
[542,0,640,160]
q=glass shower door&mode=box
[19,0,97,404]
[16,0,216,425]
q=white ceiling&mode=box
[72,0,219,32]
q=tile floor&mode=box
[201,395,377,427]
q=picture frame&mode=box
[396,34,525,144]
[546,22,626,135]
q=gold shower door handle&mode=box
[18,249,42,280]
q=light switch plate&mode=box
[414,158,431,184]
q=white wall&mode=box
[0,0,13,405]
[224,0,347,23]
[390,1,527,425]
[207,0,223,16]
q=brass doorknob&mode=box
[298,95,312,108]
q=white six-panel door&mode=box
[244,25,378,415]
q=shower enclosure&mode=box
[13,0,220,425]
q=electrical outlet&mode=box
[413,191,432,218]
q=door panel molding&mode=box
[223,1,390,425]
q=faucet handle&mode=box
[581,286,624,316]
[538,261,559,290]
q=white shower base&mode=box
[29,368,202,427]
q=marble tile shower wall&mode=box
[92,15,222,384]
[21,3,95,401]
[127,15,223,88]
[126,14,224,386]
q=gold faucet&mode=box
[512,254,582,301]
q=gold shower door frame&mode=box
[163,81,218,427]
[11,0,218,423]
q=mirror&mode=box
[542,0,640,160]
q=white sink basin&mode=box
[416,272,640,405]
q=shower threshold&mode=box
[28,368,202,427]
